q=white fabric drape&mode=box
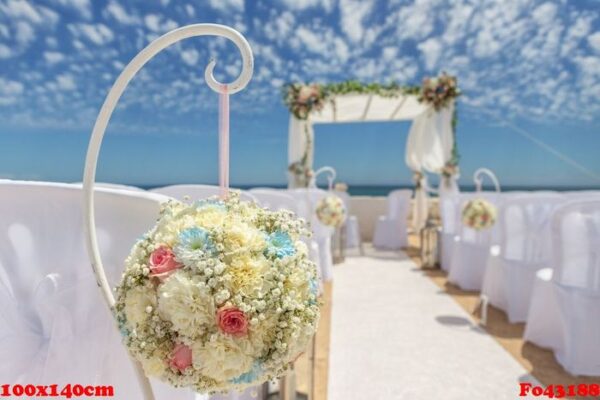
[288,116,314,188]
[405,104,454,173]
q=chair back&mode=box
[551,200,600,292]
[500,194,564,263]
[386,189,412,220]
[151,184,257,203]
[250,189,298,214]
[0,181,167,385]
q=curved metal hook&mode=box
[311,166,337,191]
[474,168,501,193]
[82,24,253,400]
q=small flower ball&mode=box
[114,193,320,393]
[461,198,497,230]
[315,195,346,227]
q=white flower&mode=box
[157,272,215,338]
[191,334,254,382]
[139,352,166,377]
[124,285,157,328]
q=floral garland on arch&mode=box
[282,75,461,183]
[115,193,320,393]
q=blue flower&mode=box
[116,315,129,338]
[265,231,296,259]
[230,362,263,385]
[174,227,216,265]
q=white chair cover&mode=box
[151,184,257,203]
[447,191,502,290]
[289,188,335,281]
[524,200,600,376]
[0,181,201,399]
[373,189,412,249]
[480,194,564,322]
[439,193,462,271]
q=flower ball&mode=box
[115,193,320,393]
[315,195,346,227]
[461,198,497,230]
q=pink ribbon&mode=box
[219,85,230,199]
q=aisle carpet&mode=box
[327,252,538,400]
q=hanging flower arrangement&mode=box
[418,73,460,111]
[461,198,497,230]
[283,83,327,120]
[315,195,346,227]
[441,162,460,178]
[115,193,320,393]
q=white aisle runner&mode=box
[328,252,537,400]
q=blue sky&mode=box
[1,0,600,188]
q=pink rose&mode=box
[149,246,181,279]
[216,307,248,337]
[297,86,317,103]
[169,343,192,372]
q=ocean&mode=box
[138,184,600,197]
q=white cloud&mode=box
[56,74,76,91]
[0,24,9,39]
[263,11,295,43]
[185,4,195,18]
[561,14,592,57]
[280,0,334,12]
[208,0,244,13]
[532,2,557,26]
[295,26,328,55]
[0,0,42,24]
[44,51,65,64]
[15,21,35,46]
[68,23,114,45]
[46,37,58,48]
[339,0,374,43]
[588,32,600,53]
[390,0,436,41]
[104,1,140,25]
[180,48,199,66]
[418,37,442,71]
[382,47,397,61]
[0,77,24,105]
[0,44,12,59]
[144,14,178,33]
[54,0,92,20]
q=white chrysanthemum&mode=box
[139,352,166,377]
[124,285,157,328]
[223,221,266,254]
[157,272,215,338]
[191,334,254,382]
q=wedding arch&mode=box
[283,76,461,229]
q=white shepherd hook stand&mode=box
[82,24,253,400]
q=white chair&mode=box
[334,191,364,255]
[250,189,299,212]
[151,184,257,203]
[372,189,412,249]
[74,182,145,192]
[524,200,600,376]
[0,181,200,399]
[447,192,502,291]
[289,188,335,282]
[480,194,564,322]
[439,193,462,271]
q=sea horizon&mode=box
[134,183,600,197]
